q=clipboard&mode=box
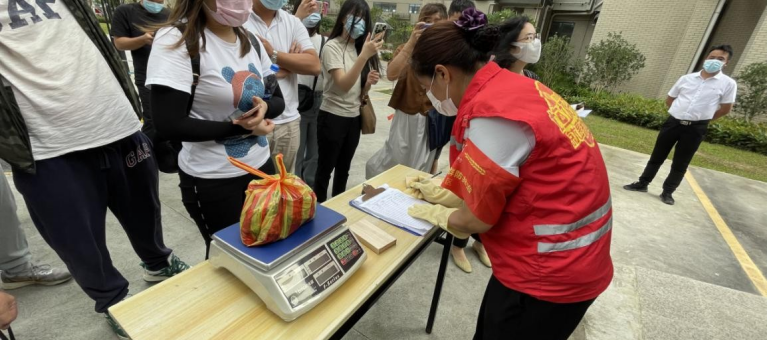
[350,184,434,236]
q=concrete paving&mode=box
[3,78,767,340]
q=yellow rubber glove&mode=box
[408,176,463,208]
[408,204,470,239]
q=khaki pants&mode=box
[267,118,301,174]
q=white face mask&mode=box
[426,73,459,117]
[511,38,542,64]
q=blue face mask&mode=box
[303,13,321,28]
[703,59,724,73]
[261,0,288,11]
[142,0,164,14]
[345,16,365,39]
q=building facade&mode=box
[590,0,767,98]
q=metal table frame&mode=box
[330,231,453,339]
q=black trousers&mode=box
[314,110,361,202]
[138,85,155,140]
[178,159,275,258]
[453,233,482,248]
[639,117,709,192]
[474,276,595,340]
[13,132,172,313]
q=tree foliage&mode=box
[384,16,412,48]
[580,32,646,92]
[736,62,767,122]
[487,9,517,25]
[320,15,335,34]
[534,35,575,88]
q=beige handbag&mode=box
[360,92,376,135]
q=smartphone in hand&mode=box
[372,22,390,41]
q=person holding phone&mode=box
[314,0,382,202]
[146,0,286,257]
[365,3,447,180]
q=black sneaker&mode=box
[660,192,675,205]
[623,181,648,192]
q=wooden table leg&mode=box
[426,232,453,334]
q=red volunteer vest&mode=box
[444,63,613,303]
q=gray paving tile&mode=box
[583,264,642,340]
[351,242,489,340]
[343,328,372,340]
[635,266,708,323]
[641,312,714,340]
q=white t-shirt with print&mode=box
[146,27,274,179]
[0,0,141,161]
[244,10,314,124]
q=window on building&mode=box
[374,2,397,13]
[409,4,420,14]
[549,22,575,39]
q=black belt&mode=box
[672,117,710,126]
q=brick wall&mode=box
[706,0,767,74]
[735,5,767,75]
[589,0,719,98]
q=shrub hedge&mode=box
[564,91,767,156]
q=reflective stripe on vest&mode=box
[534,197,612,236]
[535,197,613,253]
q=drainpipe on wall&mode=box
[688,0,727,73]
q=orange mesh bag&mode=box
[228,154,317,246]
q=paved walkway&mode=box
[4,79,767,340]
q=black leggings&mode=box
[454,233,482,248]
[314,110,361,202]
[179,159,275,258]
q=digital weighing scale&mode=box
[209,205,367,322]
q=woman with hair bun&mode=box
[405,9,614,339]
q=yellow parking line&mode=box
[686,172,767,296]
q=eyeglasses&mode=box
[517,33,540,43]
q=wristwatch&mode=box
[271,50,279,64]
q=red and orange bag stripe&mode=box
[229,154,317,246]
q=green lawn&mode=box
[100,23,109,35]
[377,89,394,95]
[585,115,767,182]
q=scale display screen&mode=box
[275,230,364,309]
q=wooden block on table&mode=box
[349,219,397,254]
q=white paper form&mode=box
[570,104,593,118]
[351,185,434,236]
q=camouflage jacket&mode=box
[0,0,141,174]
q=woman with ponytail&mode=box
[406,9,613,339]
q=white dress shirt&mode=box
[667,71,737,121]
[245,10,315,124]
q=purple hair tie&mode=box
[453,8,487,31]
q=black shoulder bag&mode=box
[297,35,326,112]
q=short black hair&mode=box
[709,44,734,59]
[448,0,475,16]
